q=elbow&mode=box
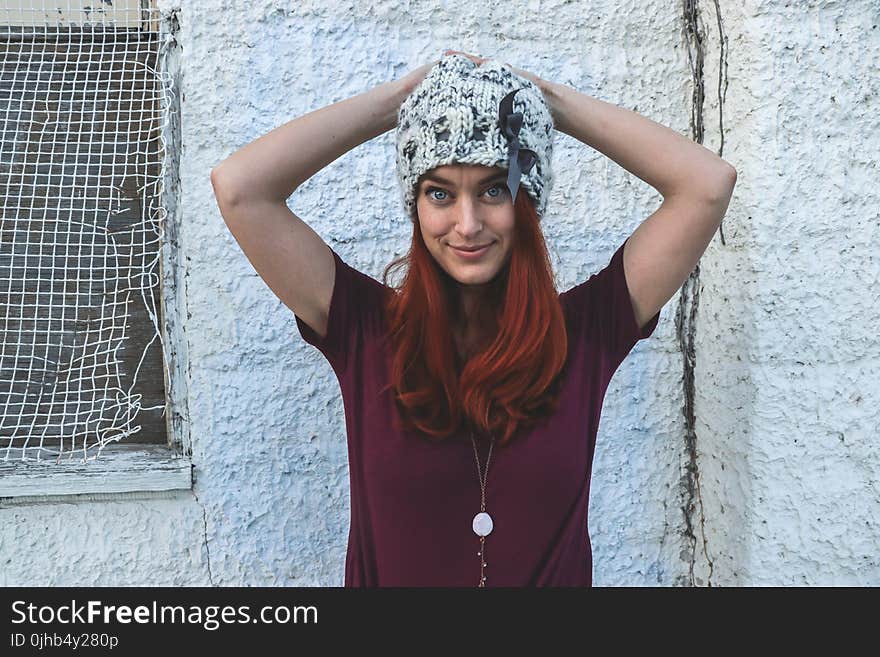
[210,165,240,207]
[210,164,229,191]
[667,161,737,204]
[705,163,737,203]
[718,161,737,188]
[724,163,737,185]
[210,164,294,207]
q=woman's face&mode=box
[415,164,515,286]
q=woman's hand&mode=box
[396,57,440,96]
[444,49,488,66]
[397,51,558,127]
[444,50,547,90]
[395,50,491,95]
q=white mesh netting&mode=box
[1,1,175,463]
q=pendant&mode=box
[472,511,493,537]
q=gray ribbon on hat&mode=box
[498,88,538,204]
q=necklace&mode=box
[470,429,496,587]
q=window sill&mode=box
[0,444,192,499]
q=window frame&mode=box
[0,1,192,500]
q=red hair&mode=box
[378,188,569,447]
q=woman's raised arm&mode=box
[208,59,438,344]
[211,60,436,205]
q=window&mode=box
[0,1,190,497]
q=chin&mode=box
[448,262,500,285]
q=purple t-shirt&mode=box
[294,236,660,587]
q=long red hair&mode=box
[378,188,569,447]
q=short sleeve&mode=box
[293,244,386,375]
[560,235,660,373]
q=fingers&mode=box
[444,49,486,65]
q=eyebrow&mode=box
[421,171,508,187]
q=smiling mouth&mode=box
[451,243,493,252]
[451,243,493,259]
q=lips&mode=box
[452,243,492,252]
[451,243,493,259]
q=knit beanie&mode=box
[395,53,555,220]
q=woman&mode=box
[211,51,737,587]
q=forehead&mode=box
[419,164,507,185]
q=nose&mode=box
[455,198,483,238]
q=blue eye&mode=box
[425,184,507,202]
[427,187,448,201]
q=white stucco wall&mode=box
[2,0,877,586]
[689,0,880,586]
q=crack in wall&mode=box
[677,0,730,587]
[191,477,215,586]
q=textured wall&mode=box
[691,0,880,585]
[1,494,209,586]
[2,0,876,586]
